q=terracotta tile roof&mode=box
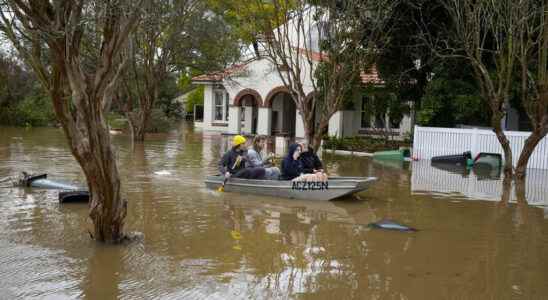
[360,66,384,85]
[193,51,383,85]
[296,48,327,62]
[191,62,250,83]
[297,48,384,85]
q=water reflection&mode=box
[0,125,548,299]
[412,160,548,206]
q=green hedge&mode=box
[0,92,56,127]
[106,113,128,130]
[323,136,410,153]
[146,109,173,133]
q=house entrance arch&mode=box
[232,89,262,135]
[264,86,296,137]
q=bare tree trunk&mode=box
[127,110,148,142]
[0,0,142,243]
[515,129,547,180]
[84,137,126,242]
[53,88,128,243]
[515,177,527,204]
[498,175,513,207]
[491,113,514,178]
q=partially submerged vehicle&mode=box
[205,176,377,201]
[16,172,89,203]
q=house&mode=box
[192,9,414,139]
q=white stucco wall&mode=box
[222,58,315,106]
[257,107,272,135]
[295,113,305,138]
[196,6,420,138]
[201,85,231,132]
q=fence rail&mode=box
[412,125,548,170]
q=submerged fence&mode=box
[412,125,548,170]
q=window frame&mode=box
[213,89,229,122]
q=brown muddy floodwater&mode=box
[1,124,548,299]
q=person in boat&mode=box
[298,142,324,173]
[246,135,281,180]
[298,142,328,181]
[281,143,304,180]
[219,135,265,180]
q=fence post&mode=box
[470,128,478,159]
[412,125,419,159]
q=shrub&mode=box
[185,86,204,113]
[106,113,128,130]
[323,136,409,153]
[0,91,56,127]
[146,109,173,133]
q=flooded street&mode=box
[1,124,548,299]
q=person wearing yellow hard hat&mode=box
[232,135,246,147]
[219,135,266,181]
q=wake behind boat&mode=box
[205,176,377,201]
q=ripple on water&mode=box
[1,126,548,299]
[0,240,82,299]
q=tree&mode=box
[513,0,548,180]
[121,0,240,141]
[185,86,204,113]
[422,0,548,179]
[0,0,142,242]
[417,62,489,127]
[259,0,394,150]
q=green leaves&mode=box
[186,86,204,113]
[417,63,488,127]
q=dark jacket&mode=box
[299,147,323,173]
[219,147,247,175]
[281,143,303,180]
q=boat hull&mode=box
[205,176,377,201]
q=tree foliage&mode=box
[258,0,394,150]
[185,86,204,113]
[120,0,240,141]
[417,62,487,127]
[421,0,548,179]
[206,0,295,47]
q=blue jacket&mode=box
[281,143,303,180]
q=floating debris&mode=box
[368,219,417,232]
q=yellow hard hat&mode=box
[233,135,246,146]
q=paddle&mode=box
[218,176,229,192]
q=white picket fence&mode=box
[413,125,548,170]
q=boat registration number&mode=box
[291,181,329,191]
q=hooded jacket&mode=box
[299,146,323,173]
[281,143,303,180]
